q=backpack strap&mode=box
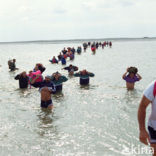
[153,81,156,97]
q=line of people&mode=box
[49,47,80,65]
[83,41,112,52]
[49,41,113,65]
[9,41,114,110]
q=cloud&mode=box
[0,0,156,41]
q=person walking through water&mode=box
[62,64,78,75]
[138,80,156,155]
[74,69,94,85]
[51,72,68,92]
[122,67,142,90]
[15,71,29,89]
[8,59,18,71]
[31,75,56,110]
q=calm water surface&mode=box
[0,39,156,156]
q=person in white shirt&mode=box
[138,81,156,155]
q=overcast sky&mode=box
[0,0,156,42]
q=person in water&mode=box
[74,69,95,85]
[8,59,18,71]
[31,75,56,109]
[28,70,43,88]
[62,48,67,55]
[91,44,96,53]
[138,81,156,155]
[69,53,74,60]
[61,57,66,65]
[58,52,63,61]
[63,64,78,75]
[77,47,82,54]
[50,56,58,64]
[109,41,112,47]
[15,71,29,89]
[71,47,75,54]
[34,63,46,73]
[83,43,88,52]
[122,67,142,90]
[51,72,68,92]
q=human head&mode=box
[81,69,87,75]
[34,64,39,71]
[45,75,51,82]
[69,64,73,68]
[53,72,61,80]
[128,67,138,75]
[13,59,16,62]
[21,71,27,77]
[129,72,135,78]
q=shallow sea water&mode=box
[0,39,155,156]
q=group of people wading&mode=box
[8,41,156,155]
[10,42,107,110]
[13,62,94,110]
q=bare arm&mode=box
[138,95,151,145]
[122,71,128,79]
[30,75,40,84]
[122,68,129,79]
[136,73,142,80]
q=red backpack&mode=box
[153,81,156,97]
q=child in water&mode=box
[122,67,142,90]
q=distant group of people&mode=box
[83,41,112,52]
[49,41,112,65]
[49,46,81,65]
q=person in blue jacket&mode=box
[61,57,66,65]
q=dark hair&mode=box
[128,67,138,74]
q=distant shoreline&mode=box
[0,37,156,44]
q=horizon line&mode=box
[0,37,155,44]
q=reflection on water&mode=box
[80,84,90,90]
[53,92,64,103]
[92,51,96,55]
[78,84,97,90]
[37,110,54,136]
[15,88,32,98]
